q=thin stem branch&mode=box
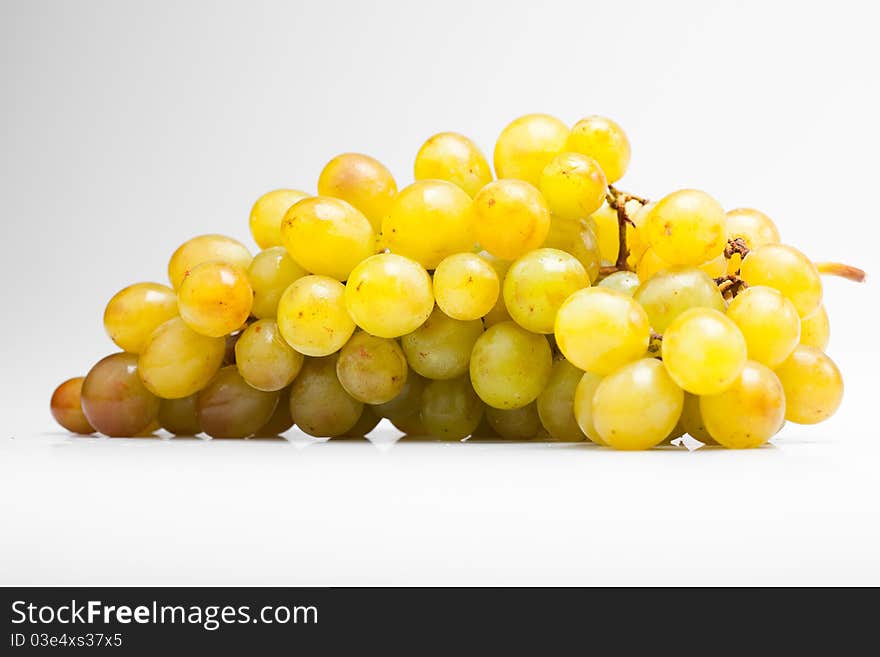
[814,262,867,283]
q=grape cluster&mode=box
[50,114,864,449]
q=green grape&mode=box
[539,152,607,221]
[414,132,493,198]
[597,270,640,296]
[636,246,671,281]
[103,282,178,354]
[276,275,355,356]
[541,214,580,250]
[566,115,631,183]
[480,251,513,327]
[645,189,727,266]
[419,376,484,440]
[248,247,308,319]
[400,307,483,380]
[281,196,376,281]
[725,208,780,274]
[345,253,434,338]
[336,331,408,404]
[740,244,822,317]
[662,308,747,395]
[470,415,500,439]
[383,180,474,268]
[50,377,95,435]
[700,361,785,449]
[157,395,201,436]
[726,286,800,368]
[680,392,716,445]
[81,353,161,437]
[592,358,684,450]
[503,248,590,334]
[573,372,606,445]
[177,261,253,338]
[249,189,309,249]
[633,266,725,334]
[289,355,364,437]
[254,388,294,437]
[371,371,426,420]
[472,179,551,260]
[569,219,602,282]
[536,357,587,442]
[389,411,428,436]
[554,287,650,375]
[774,345,843,424]
[235,319,304,391]
[800,305,830,350]
[485,402,540,440]
[197,366,279,439]
[341,406,382,438]
[139,317,226,399]
[469,321,552,409]
[168,234,252,290]
[493,113,569,186]
[317,152,397,232]
[433,252,499,321]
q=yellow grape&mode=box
[680,392,716,445]
[473,179,551,260]
[103,282,178,354]
[281,196,376,281]
[592,358,683,450]
[197,366,279,439]
[276,275,355,356]
[247,247,308,319]
[539,152,607,221]
[249,189,309,249]
[414,132,493,197]
[345,253,434,338]
[138,317,226,399]
[289,355,364,437]
[636,246,671,281]
[774,345,843,424]
[662,308,747,395]
[645,189,727,266]
[700,361,785,449]
[383,180,474,269]
[554,287,650,375]
[569,219,602,282]
[50,377,95,435]
[537,357,587,441]
[336,331,408,404]
[493,113,569,186]
[503,248,590,334]
[340,406,382,438]
[479,252,513,327]
[177,261,253,338]
[400,307,483,380]
[158,395,201,436]
[419,376,484,440]
[725,207,781,274]
[597,270,640,296]
[740,244,822,317]
[317,153,397,232]
[254,388,294,437]
[167,234,252,290]
[541,214,580,251]
[235,319,304,392]
[572,371,606,444]
[81,353,161,437]
[633,267,725,334]
[486,402,540,440]
[800,305,830,350]
[566,115,631,183]
[433,252,499,321]
[469,321,552,409]
[371,372,426,422]
[726,286,800,367]
[699,253,728,277]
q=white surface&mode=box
[1,0,879,584]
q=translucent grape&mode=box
[254,388,294,437]
[336,331,408,404]
[433,252,499,321]
[740,244,822,317]
[389,412,428,437]
[554,287,650,375]
[341,406,382,438]
[168,234,252,290]
[383,180,474,269]
[177,261,253,338]
[598,270,640,296]
[50,377,95,435]
[276,275,355,356]
[400,307,482,380]
[536,357,587,442]
[700,361,785,449]
[662,308,747,395]
[345,253,434,338]
[469,321,552,409]
[480,252,513,327]
[248,247,308,319]
[575,372,607,443]
[569,219,602,282]
[680,392,716,445]
[414,132,493,197]
[138,317,226,399]
[235,319,304,391]
[503,248,590,334]
[317,152,397,232]
[493,113,569,186]
[725,207,781,274]
[699,254,728,278]
[472,179,551,260]
[419,376,484,440]
[541,214,580,250]
[281,196,376,281]
[486,402,540,440]
[591,358,684,450]
[371,371,426,421]
[103,282,178,354]
[289,355,364,437]
[774,345,843,424]
[726,286,800,368]
[636,247,671,281]
[81,353,161,437]
[197,366,279,439]
[157,395,201,436]
[633,267,725,334]
[800,305,830,350]
[645,189,727,266]
[566,115,631,183]
[249,189,309,249]
[539,152,607,221]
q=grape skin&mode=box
[486,402,541,440]
[597,271,640,296]
[472,179,551,260]
[82,353,161,437]
[167,234,252,291]
[276,275,355,357]
[419,376,484,441]
[197,366,279,439]
[158,395,201,436]
[400,307,483,380]
[799,305,830,350]
[50,377,95,435]
[254,388,295,437]
[633,267,725,334]
[480,252,514,327]
[680,392,716,445]
[249,189,309,249]
[536,357,588,442]
[235,319,305,392]
[177,261,253,338]
[568,219,602,282]
[774,345,843,425]
[103,282,178,354]
[371,371,426,422]
[248,247,308,320]
[336,331,408,404]
[493,113,570,186]
[539,152,607,221]
[566,115,631,184]
[726,286,801,368]
[433,253,500,321]
[317,153,397,232]
[414,132,493,198]
[289,355,364,438]
[645,189,727,266]
[740,244,823,317]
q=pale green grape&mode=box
[572,371,605,445]
[597,270,640,296]
[177,261,253,338]
[254,388,294,437]
[419,376,484,440]
[158,395,201,436]
[800,305,830,350]
[680,392,715,445]
[317,152,397,232]
[289,355,364,437]
[400,307,483,380]
[50,377,95,435]
[341,406,382,438]
[569,219,602,282]
[336,331,408,404]
[371,371,426,421]
[81,353,160,437]
[493,113,569,186]
[235,319,304,392]
[645,189,727,266]
[536,357,588,442]
[472,179,551,260]
[276,275,355,356]
[774,345,843,424]
[480,252,513,327]
[414,132,493,198]
[740,244,823,317]
[726,286,800,368]
[103,282,178,353]
[486,402,540,440]
[197,366,279,439]
[566,115,630,183]
[725,207,781,274]
[433,252,499,321]
[249,189,309,249]
[248,247,308,319]
[139,317,226,399]
[633,267,725,334]
[539,152,607,221]
[168,234,252,290]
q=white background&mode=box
[1,0,878,585]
